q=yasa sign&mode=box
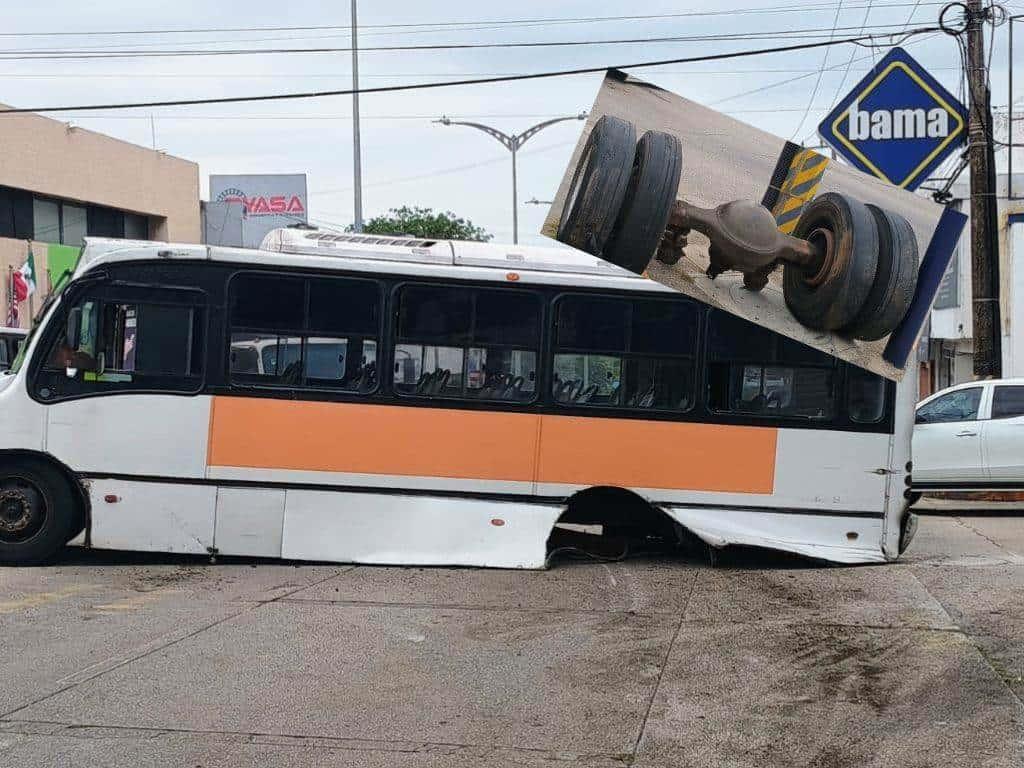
[818,47,967,191]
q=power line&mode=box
[0,27,941,115]
[0,22,942,61]
[0,66,964,79]
[0,2,949,38]
[790,0,846,140]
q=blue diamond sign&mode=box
[818,47,967,191]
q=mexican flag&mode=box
[12,247,36,303]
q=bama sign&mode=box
[209,174,309,249]
[818,47,967,191]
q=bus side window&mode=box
[393,284,540,403]
[707,310,836,421]
[228,272,381,393]
[552,295,697,411]
[848,366,887,423]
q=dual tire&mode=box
[785,193,919,340]
[556,115,919,340]
[557,116,681,275]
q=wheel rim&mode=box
[803,226,835,289]
[0,476,47,544]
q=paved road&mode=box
[0,514,1022,767]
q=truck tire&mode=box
[843,204,919,341]
[556,115,637,256]
[0,459,76,565]
[783,192,879,331]
[603,129,683,274]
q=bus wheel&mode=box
[604,130,683,274]
[0,461,75,565]
[783,192,879,331]
[556,115,637,256]
[842,204,919,341]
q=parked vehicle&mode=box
[0,231,919,567]
[913,379,1024,490]
[0,327,27,373]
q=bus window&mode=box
[848,366,887,423]
[552,295,697,410]
[229,273,380,393]
[38,293,204,398]
[393,284,540,402]
[707,310,835,420]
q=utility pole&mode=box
[351,0,364,232]
[965,0,1002,377]
[433,113,587,243]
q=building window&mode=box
[393,284,540,402]
[228,272,380,393]
[33,198,61,243]
[63,204,87,246]
[552,294,698,411]
[707,310,836,420]
[124,213,149,240]
[0,186,33,240]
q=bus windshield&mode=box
[6,254,80,376]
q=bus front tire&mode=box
[604,129,683,274]
[556,115,637,256]
[0,460,76,565]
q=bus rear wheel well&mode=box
[0,450,89,542]
[547,486,681,551]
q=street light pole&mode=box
[351,0,364,232]
[434,112,587,244]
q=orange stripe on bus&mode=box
[535,415,776,494]
[208,396,539,482]
[207,396,777,494]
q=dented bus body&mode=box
[0,231,918,567]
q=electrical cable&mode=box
[0,22,946,61]
[790,0,847,139]
[0,3,950,38]
[0,26,941,116]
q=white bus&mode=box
[0,230,919,567]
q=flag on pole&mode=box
[5,267,18,328]
[12,247,36,303]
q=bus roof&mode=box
[74,229,669,294]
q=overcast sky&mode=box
[2,1,1014,245]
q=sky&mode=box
[1,0,1019,245]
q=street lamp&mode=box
[434,112,587,244]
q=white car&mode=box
[913,378,1024,491]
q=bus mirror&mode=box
[66,307,82,348]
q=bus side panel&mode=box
[45,394,216,555]
[280,491,561,568]
[86,479,217,555]
[772,429,888,512]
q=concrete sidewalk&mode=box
[0,515,1022,767]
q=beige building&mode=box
[0,108,200,328]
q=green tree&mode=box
[354,206,492,242]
